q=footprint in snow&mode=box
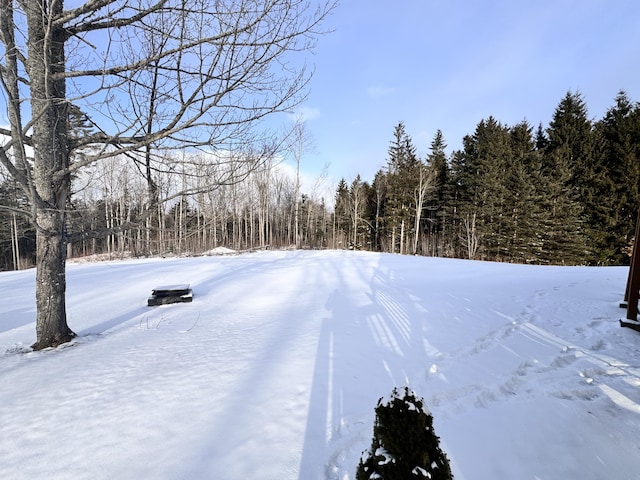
[552,389,600,401]
[550,352,580,368]
[590,339,608,352]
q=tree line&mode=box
[2,90,639,271]
[0,152,333,269]
[335,90,640,266]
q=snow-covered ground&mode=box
[1,250,639,480]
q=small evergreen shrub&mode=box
[356,387,453,480]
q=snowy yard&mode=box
[1,250,639,479]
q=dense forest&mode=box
[1,90,639,270]
[336,91,640,266]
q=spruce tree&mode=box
[385,122,421,254]
[546,91,594,192]
[543,91,592,264]
[535,123,550,151]
[447,149,468,258]
[592,91,640,264]
[357,387,453,480]
[425,130,450,256]
[453,117,512,260]
[506,120,548,263]
[333,178,351,248]
[538,147,585,264]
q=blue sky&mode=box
[293,0,640,189]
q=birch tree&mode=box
[411,163,436,255]
[0,0,336,350]
[286,120,314,248]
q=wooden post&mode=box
[621,206,640,331]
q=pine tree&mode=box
[357,387,453,480]
[452,117,512,260]
[506,120,548,263]
[385,122,421,254]
[425,130,450,256]
[592,91,640,264]
[333,178,351,248]
[543,91,592,264]
[546,91,594,191]
[447,149,467,258]
[535,123,549,151]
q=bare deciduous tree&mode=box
[411,163,436,255]
[286,119,314,248]
[0,0,337,349]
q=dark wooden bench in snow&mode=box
[147,284,193,306]
[620,318,640,333]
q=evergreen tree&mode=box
[535,123,550,151]
[333,178,351,248]
[428,130,449,202]
[453,117,512,259]
[357,387,453,480]
[425,130,450,256]
[447,149,468,258]
[543,91,592,263]
[385,122,421,254]
[388,122,418,173]
[546,91,594,190]
[506,120,547,263]
[592,91,640,264]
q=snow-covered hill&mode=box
[1,250,639,479]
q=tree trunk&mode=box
[11,213,20,270]
[33,209,75,350]
[27,0,76,350]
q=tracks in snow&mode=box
[424,297,640,416]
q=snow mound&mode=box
[203,246,237,255]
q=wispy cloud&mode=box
[288,106,321,122]
[366,85,396,98]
